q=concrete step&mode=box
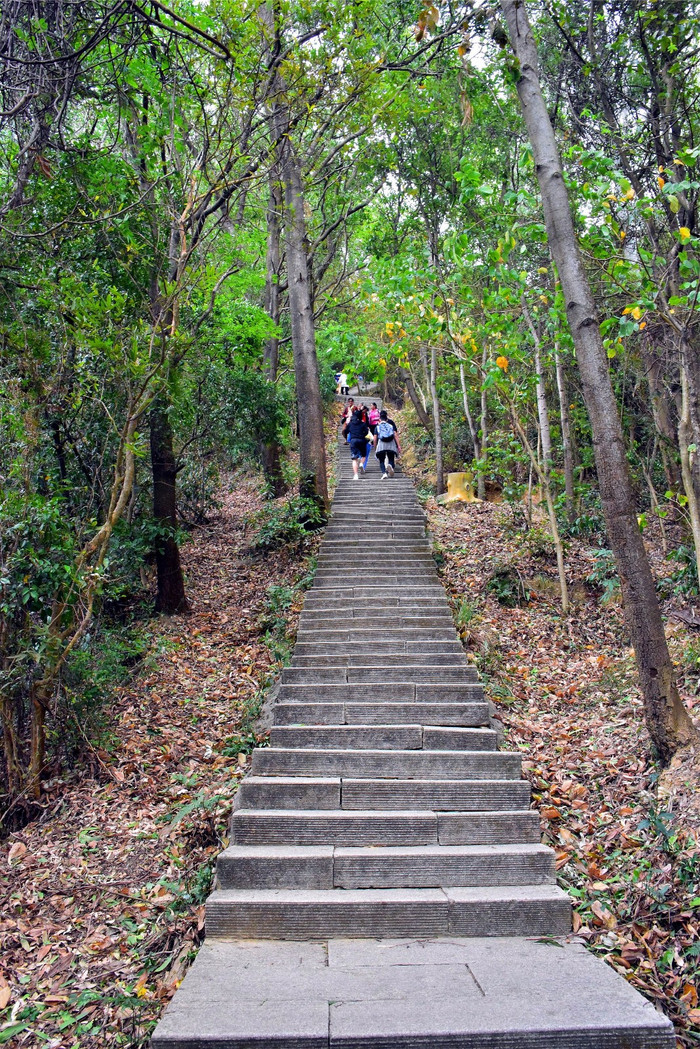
[216,843,556,890]
[341,777,531,811]
[281,666,478,684]
[290,653,468,668]
[205,885,572,939]
[273,701,490,727]
[302,586,446,600]
[276,683,485,704]
[235,776,340,811]
[231,808,541,847]
[292,638,462,652]
[293,628,461,640]
[235,776,528,813]
[151,937,675,1048]
[268,725,497,751]
[252,748,523,780]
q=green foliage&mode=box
[486,566,531,607]
[661,544,699,597]
[586,549,620,603]
[253,496,326,551]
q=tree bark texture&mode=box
[522,302,552,469]
[500,0,696,762]
[280,137,329,508]
[430,345,445,495]
[261,167,286,496]
[150,396,189,614]
[399,366,432,431]
[554,345,576,523]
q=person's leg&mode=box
[377,450,387,477]
[387,450,395,476]
[352,454,360,479]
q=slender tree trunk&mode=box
[150,396,189,614]
[430,346,445,495]
[459,361,485,496]
[678,349,700,568]
[554,343,576,523]
[478,347,488,500]
[500,0,696,762]
[279,134,329,508]
[522,301,552,469]
[261,167,286,497]
[641,340,681,490]
[399,366,432,430]
[510,406,569,613]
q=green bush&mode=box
[253,496,326,551]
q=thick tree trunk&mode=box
[554,344,576,523]
[430,346,445,496]
[280,138,329,508]
[500,0,696,762]
[399,366,432,430]
[150,396,189,614]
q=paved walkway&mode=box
[152,404,674,1048]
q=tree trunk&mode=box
[478,347,488,501]
[459,361,484,492]
[278,124,328,508]
[554,343,576,523]
[150,396,189,614]
[430,346,445,496]
[678,346,700,568]
[500,0,696,762]
[261,167,286,497]
[522,301,552,469]
[641,339,681,491]
[399,366,432,430]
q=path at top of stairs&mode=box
[151,402,674,1049]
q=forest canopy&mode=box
[2,0,700,816]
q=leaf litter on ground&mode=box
[0,469,322,1048]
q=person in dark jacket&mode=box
[344,408,370,480]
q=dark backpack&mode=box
[377,420,394,440]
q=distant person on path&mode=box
[375,409,401,478]
[338,371,350,396]
[368,402,380,434]
[344,407,370,480]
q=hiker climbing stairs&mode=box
[152,398,674,1048]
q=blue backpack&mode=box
[377,420,394,440]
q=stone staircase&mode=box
[152,403,674,1048]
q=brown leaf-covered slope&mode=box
[424,493,699,1048]
[1,473,320,1047]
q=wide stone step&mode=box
[268,725,497,751]
[151,937,675,1048]
[301,597,451,611]
[216,843,556,890]
[231,808,541,847]
[205,885,571,939]
[252,748,523,780]
[293,621,461,637]
[292,638,461,652]
[290,653,467,667]
[273,701,490,726]
[341,777,531,811]
[281,666,477,684]
[276,682,485,703]
[234,776,529,813]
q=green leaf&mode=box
[0,1026,29,1043]
[668,195,680,214]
